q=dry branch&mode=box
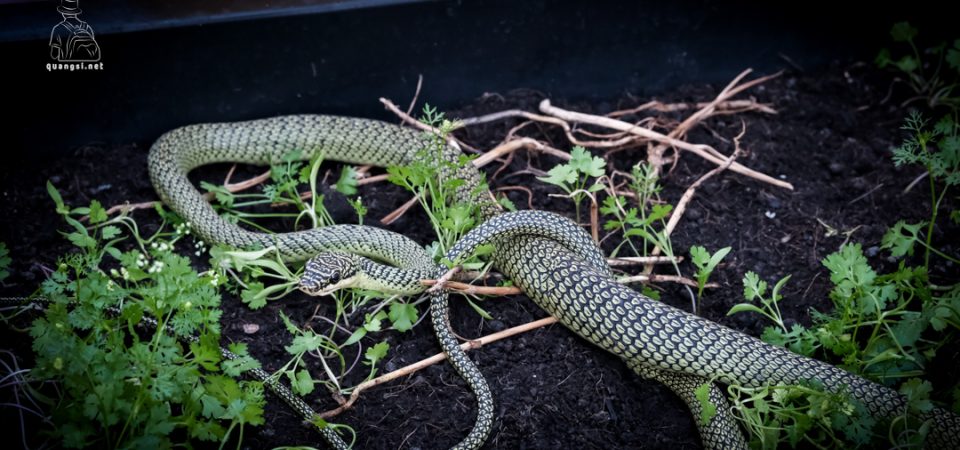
[539,99,792,190]
[319,316,560,419]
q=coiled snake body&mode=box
[148,115,960,449]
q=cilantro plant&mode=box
[728,243,960,447]
[15,183,266,449]
[728,382,875,449]
[600,162,673,258]
[539,145,606,223]
[887,112,959,268]
[876,22,960,111]
[689,245,731,301]
[387,104,487,258]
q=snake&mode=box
[144,114,960,449]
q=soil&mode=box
[2,60,958,449]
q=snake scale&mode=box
[142,115,960,449]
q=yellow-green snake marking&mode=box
[149,115,960,449]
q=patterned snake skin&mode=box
[147,115,960,449]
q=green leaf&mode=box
[690,245,709,268]
[900,378,934,413]
[875,48,893,68]
[648,203,673,222]
[707,247,732,273]
[742,271,767,301]
[87,200,107,223]
[388,302,418,333]
[285,333,326,355]
[895,55,919,73]
[694,382,717,426]
[822,243,876,288]
[240,282,268,309]
[363,311,387,333]
[364,341,390,365]
[343,327,367,346]
[727,303,767,317]
[223,343,261,377]
[200,181,235,207]
[948,46,960,70]
[290,369,316,396]
[100,225,121,240]
[47,180,69,215]
[537,164,577,189]
[333,166,359,196]
[190,339,222,372]
[67,231,97,250]
[497,195,517,212]
[569,146,606,178]
[881,221,924,258]
[890,21,917,43]
[466,297,494,320]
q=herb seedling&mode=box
[539,146,606,223]
[689,245,731,300]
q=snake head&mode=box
[299,251,359,296]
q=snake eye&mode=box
[329,272,341,284]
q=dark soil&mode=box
[2,61,957,449]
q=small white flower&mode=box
[764,211,776,219]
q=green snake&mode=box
[147,115,960,449]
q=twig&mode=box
[608,98,777,117]
[420,280,522,296]
[538,70,792,191]
[381,97,437,133]
[102,200,160,217]
[457,109,639,149]
[664,127,745,239]
[847,183,884,206]
[319,316,559,419]
[473,137,571,167]
[606,256,679,266]
[380,195,420,225]
[404,74,424,120]
[426,266,462,294]
[644,123,745,272]
[357,174,390,186]
[903,172,928,194]
[618,273,715,288]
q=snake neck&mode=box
[355,256,432,295]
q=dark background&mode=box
[2,0,951,158]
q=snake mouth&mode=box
[298,283,336,297]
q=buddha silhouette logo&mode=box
[48,0,101,63]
